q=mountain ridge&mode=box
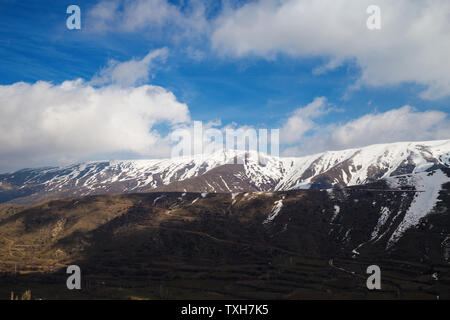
[1,169,450,299]
[1,139,449,204]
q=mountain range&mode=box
[1,139,449,205]
[1,139,450,299]
[1,168,449,299]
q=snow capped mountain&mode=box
[276,139,450,190]
[1,140,450,260]
[1,139,449,204]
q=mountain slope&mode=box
[276,139,450,190]
[1,140,449,205]
[1,168,449,299]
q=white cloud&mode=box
[280,97,329,144]
[282,104,450,156]
[0,80,190,171]
[88,0,208,39]
[328,106,449,149]
[87,0,120,32]
[212,0,450,100]
[185,46,206,62]
[91,48,169,87]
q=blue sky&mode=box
[0,0,449,171]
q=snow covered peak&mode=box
[1,139,449,204]
[277,139,450,190]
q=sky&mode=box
[0,0,449,172]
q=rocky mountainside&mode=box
[1,168,449,299]
[1,140,449,205]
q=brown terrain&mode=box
[0,171,449,299]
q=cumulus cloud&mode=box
[91,48,169,87]
[280,97,329,144]
[327,106,450,149]
[282,104,450,156]
[212,0,450,100]
[86,0,450,99]
[0,80,190,171]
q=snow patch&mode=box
[264,197,285,224]
[370,207,391,241]
[153,195,165,205]
[388,170,450,245]
[231,193,239,206]
[331,205,340,222]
